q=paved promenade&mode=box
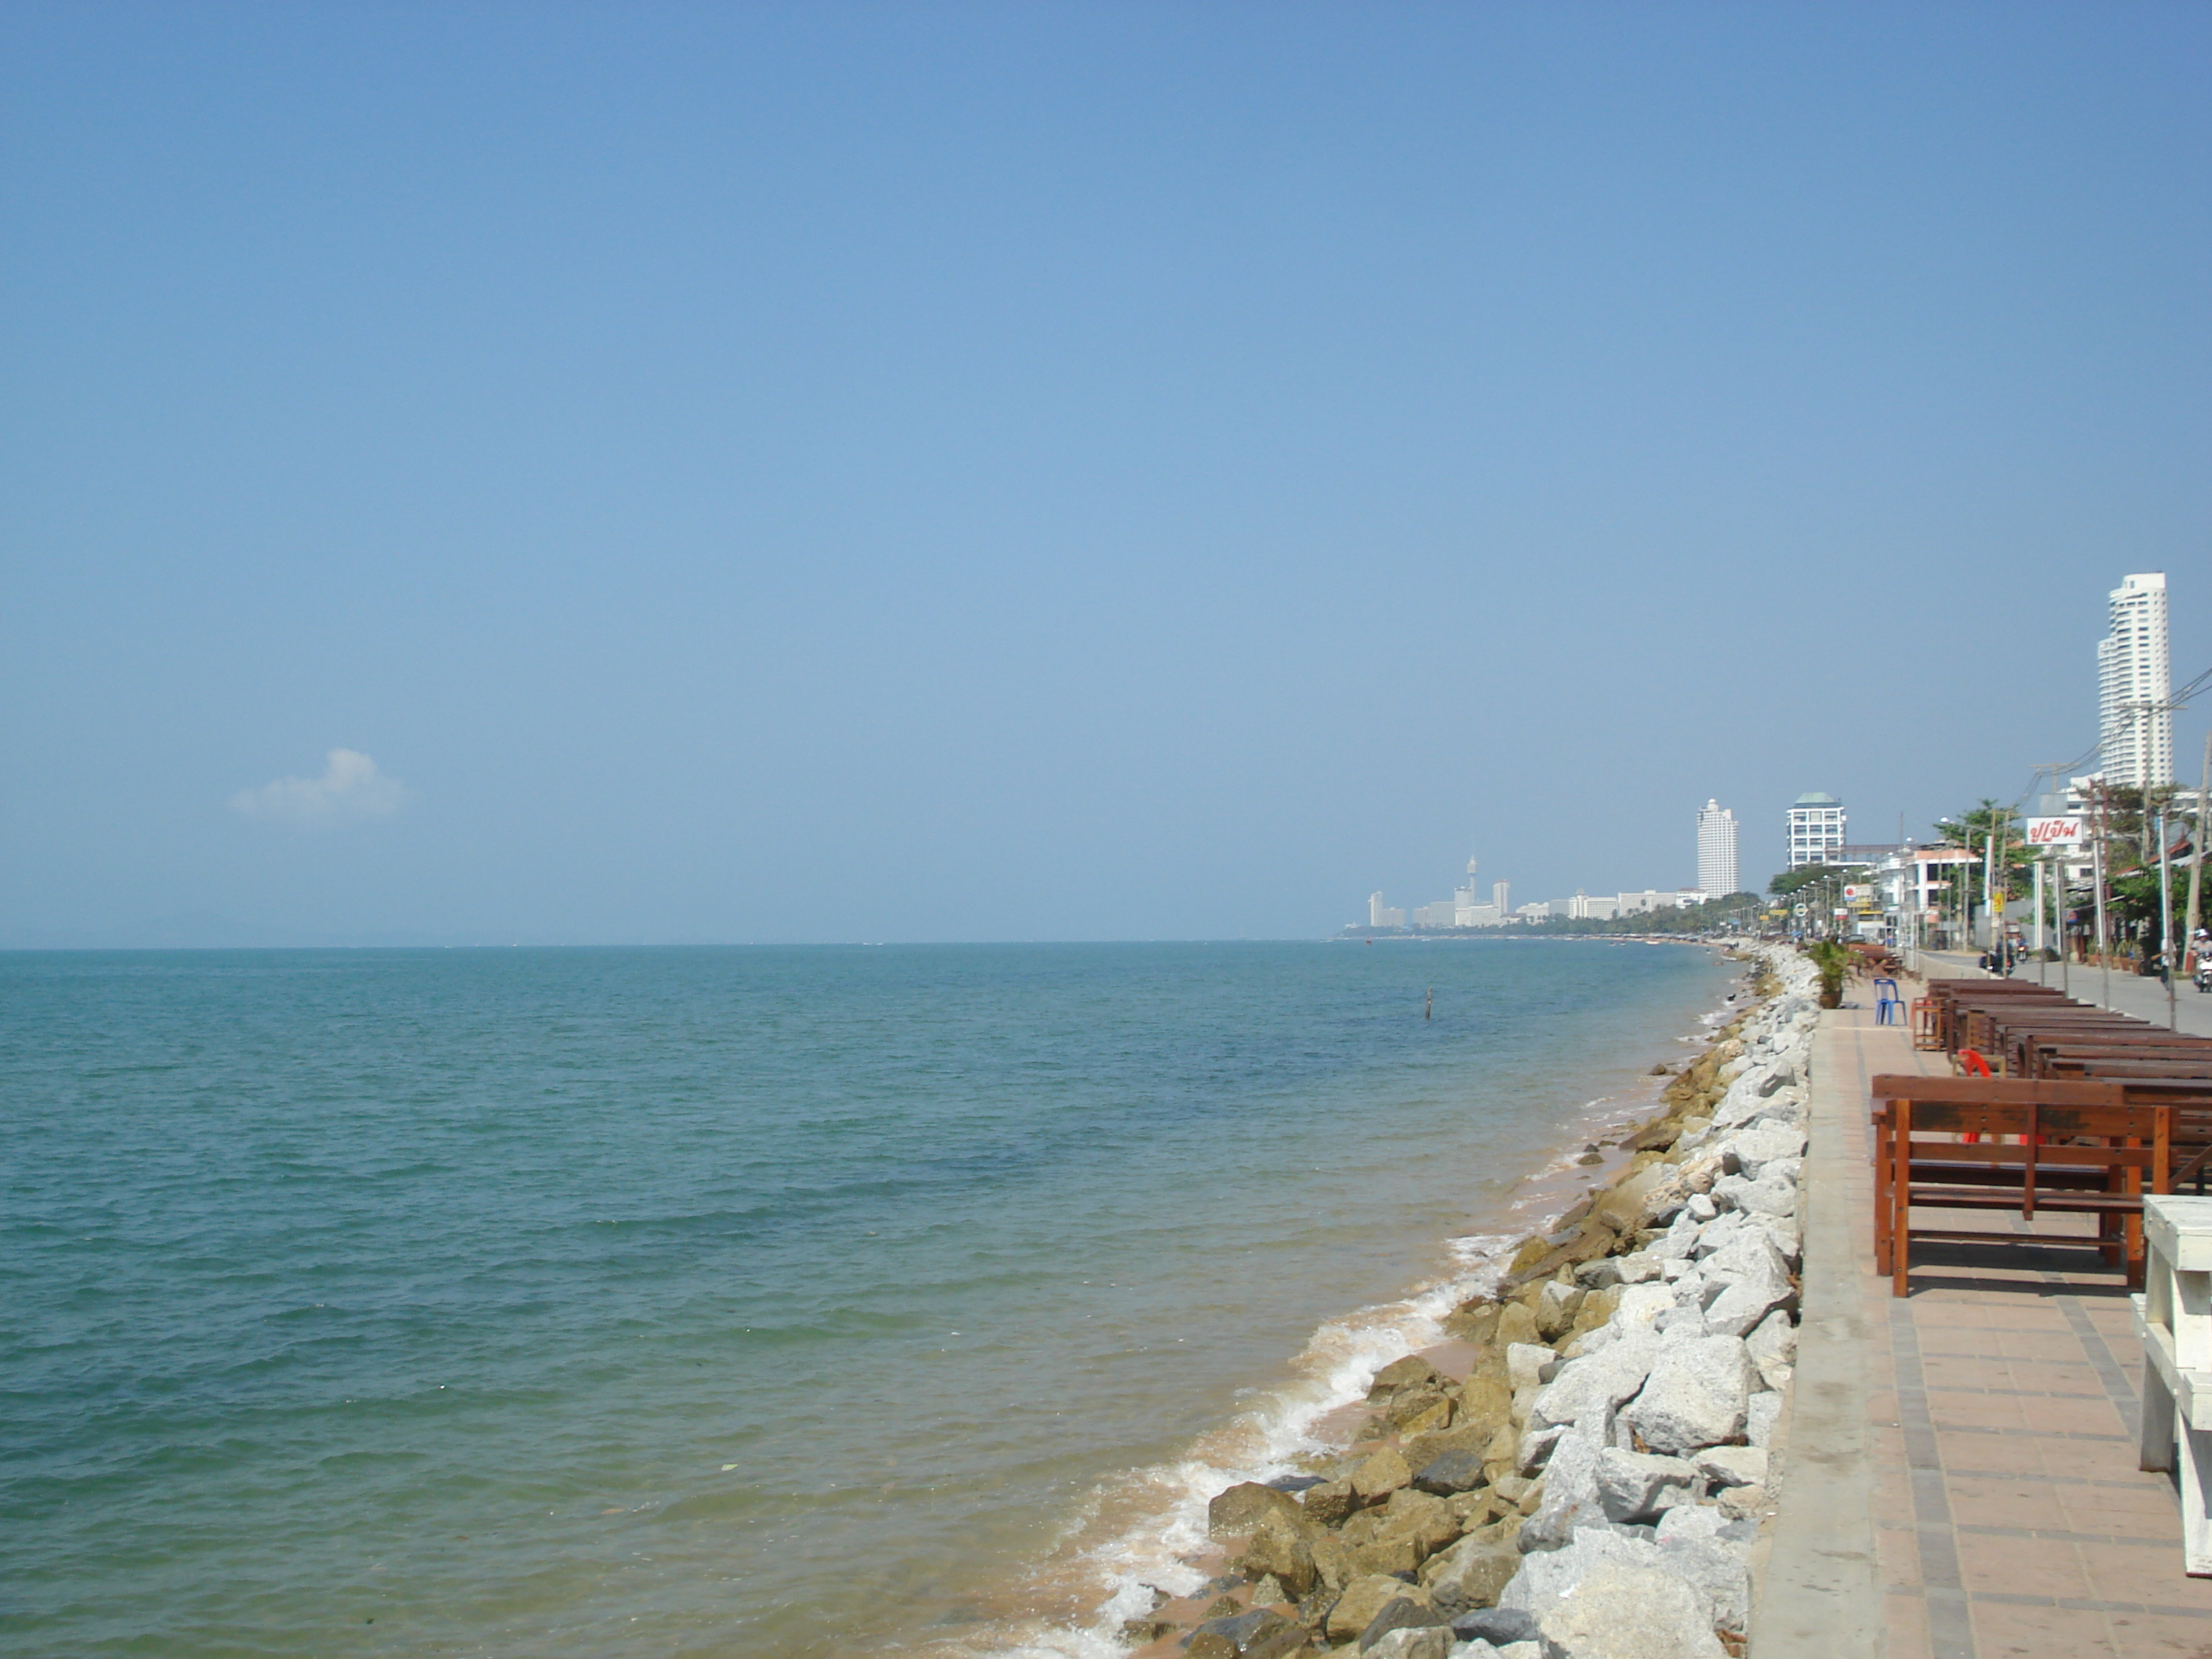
[1755,994,2212,1659]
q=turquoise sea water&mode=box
[2,941,1734,1659]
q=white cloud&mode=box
[230,749,411,828]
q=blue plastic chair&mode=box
[1874,976,1902,1025]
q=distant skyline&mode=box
[3,4,2207,945]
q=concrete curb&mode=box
[1748,1007,1883,1658]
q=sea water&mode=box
[1,940,1735,1658]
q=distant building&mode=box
[1786,792,1847,869]
[1834,843,1905,866]
[1516,900,1553,922]
[1453,853,1485,925]
[1412,901,1457,928]
[2098,572,2172,790]
[1616,890,1681,915]
[1368,892,1406,930]
[1569,891,1619,920]
[1696,800,1739,898]
[1493,880,1511,918]
[1457,904,1504,927]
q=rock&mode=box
[1388,1388,1455,1432]
[1620,1336,1753,1455]
[1535,1563,1725,1659]
[1449,1605,1540,1647]
[1327,1575,1421,1643]
[1693,1445,1768,1489]
[1362,1624,1449,1659]
[1307,1531,1356,1593]
[1419,1532,1520,1612]
[1444,1300,1503,1345]
[1454,1376,1516,1442]
[1188,1607,1310,1659]
[1501,1524,1750,1642]
[1723,1124,1806,1179]
[1301,1479,1357,1526]
[1686,1192,1718,1222]
[1494,1301,1541,1350]
[1699,1233,1796,1339]
[1505,1344,1556,1393]
[1592,1447,1696,1524]
[1527,1332,1660,1433]
[1745,1310,1797,1372]
[1746,1390,1783,1448]
[1717,1484,1772,1520]
[1249,1575,1292,1606]
[1712,1172,1797,1219]
[1516,1409,1611,1550]
[1234,1516,1321,1597]
[1534,1282,1584,1340]
[1514,1421,1568,1476]
[1211,1482,1310,1541]
[1121,1616,1176,1643]
[1363,1488,1462,1561]
[1370,1356,1444,1399]
[1352,1448,1414,1500]
[1411,1448,1487,1495]
[1653,1503,1756,1546]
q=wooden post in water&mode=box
[1425,986,1433,1020]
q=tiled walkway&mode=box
[1761,999,2212,1659]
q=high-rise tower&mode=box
[1786,793,1846,869]
[1696,799,1739,898]
[2097,572,2172,790]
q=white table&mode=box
[2137,1193,2212,1576]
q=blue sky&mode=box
[3,2,2206,944]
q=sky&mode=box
[3,2,2207,945]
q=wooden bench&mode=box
[1870,1075,2172,1295]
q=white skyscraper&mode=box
[2097,572,2172,790]
[1786,793,1846,869]
[1696,799,1738,899]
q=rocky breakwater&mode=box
[1144,945,1820,1659]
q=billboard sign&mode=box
[1843,884,1875,901]
[2026,816,2084,847]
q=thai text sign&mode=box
[1843,884,1874,901]
[2026,816,2083,846]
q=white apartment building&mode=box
[1786,792,1847,868]
[1568,891,1619,920]
[2097,572,2172,790]
[1696,799,1739,898]
[1412,901,1457,928]
[1493,880,1511,917]
[1368,892,1406,930]
[1515,901,1553,922]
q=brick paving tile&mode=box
[1954,1531,2095,1599]
[2056,1493,2191,1539]
[1966,1600,2121,1657]
[2104,1611,2212,1658]
[1882,1594,1937,1659]
[2072,1545,2212,1609]
[1945,1483,2056,1529]
[1876,1521,1926,1591]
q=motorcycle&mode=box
[2197,959,2212,994]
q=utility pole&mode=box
[2159,809,2176,1030]
[2187,731,2211,971]
[2093,780,2112,1012]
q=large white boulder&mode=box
[1620,1335,1753,1455]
